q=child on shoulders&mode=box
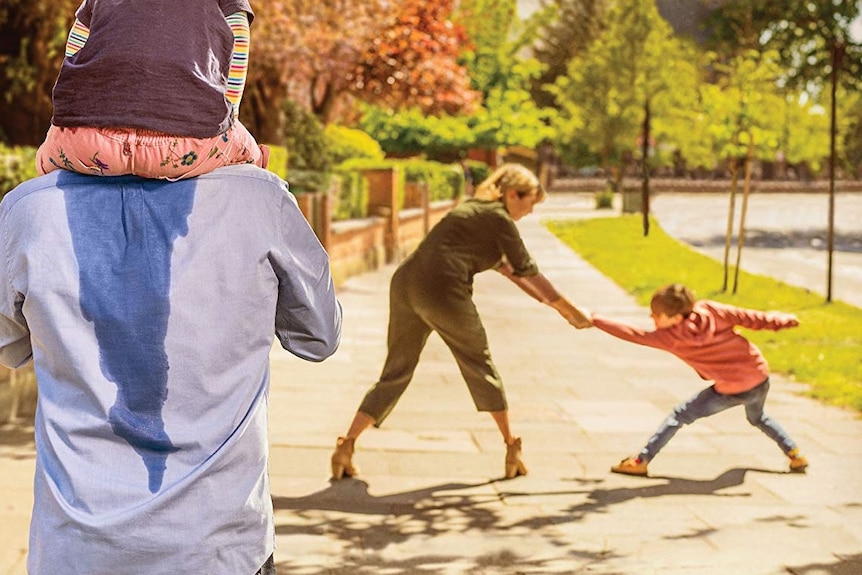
[36,0,268,181]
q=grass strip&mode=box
[545,214,862,413]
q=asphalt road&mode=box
[649,191,862,308]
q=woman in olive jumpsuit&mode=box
[331,164,589,480]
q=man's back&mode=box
[0,165,341,574]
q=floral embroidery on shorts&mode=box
[159,139,198,169]
[50,149,76,171]
[88,152,110,175]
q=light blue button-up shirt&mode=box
[0,165,342,574]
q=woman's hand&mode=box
[549,297,592,329]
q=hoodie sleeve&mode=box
[702,300,797,332]
[591,315,677,352]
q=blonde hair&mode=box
[650,283,696,317]
[473,163,545,203]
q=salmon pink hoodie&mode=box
[592,300,798,395]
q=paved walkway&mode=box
[1,193,861,574]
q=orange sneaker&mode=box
[611,456,648,477]
[787,448,808,473]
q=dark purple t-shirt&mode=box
[51,0,253,138]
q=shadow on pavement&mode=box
[686,229,862,253]
[507,467,785,528]
[0,420,36,459]
[270,468,788,574]
[786,552,862,575]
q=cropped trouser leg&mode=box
[358,271,507,426]
[358,270,432,425]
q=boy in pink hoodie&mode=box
[588,283,808,476]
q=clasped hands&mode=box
[549,296,592,329]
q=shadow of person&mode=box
[0,419,36,460]
[272,478,498,516]
[505,466,785,529]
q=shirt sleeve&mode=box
[224,11,250,117]
[270,184,342,362]
[65,18,90,57]
[591,315,675,351]
[495,211,539,277]
[0,205,32,368]
[703,301,795,331]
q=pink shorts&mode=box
[36,121,269,180]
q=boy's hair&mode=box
[650,283,696,317]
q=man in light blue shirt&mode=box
[0,165,342,574]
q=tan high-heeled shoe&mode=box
[504,437,527,479]
[331,436,357,480]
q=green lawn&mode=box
[545,215,862,413]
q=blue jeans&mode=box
[639,379,797,462]
[256,555,276,575]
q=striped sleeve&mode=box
[225,11,250,118]
[65,19,90,58]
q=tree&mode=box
[701,50,787,293]
[456,0,555,151]
[243,0,387,141]
[707,0,862,302]
[0,0,79,145]
[350,0,480,117]
[527,0,608,109]
[551,0,689,202]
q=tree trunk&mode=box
[722,135,741,292]
[641,97,651,237]
[826,42,844,303]
[732,137,755,294]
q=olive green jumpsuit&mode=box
[358,198,541,425]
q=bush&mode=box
[0,145,38,200]
[266,145,288,180]
[325,125,384,164]
[331,168,368,220]
[594,187,614,209]
[401,159,464,202]
[332,158,466,220]
[282,99,331,192]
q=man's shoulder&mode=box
[2,166,289,204]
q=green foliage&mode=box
[594,188,614,209]
[282,99,331,192]
[266,145,288,180]
[838,89,862,175]
[551,0,685,175]
[324,125,384,164]
[401,159,465,202]
[526,0,607,109]
[546,215,862,412]
[330,167,368,221]
[359,106,475,157]
[465,160,490,188]
[705,0,862,91]
[0,0,79,145]
[455,0,557,150]
[0,144,38,199]
[334,157,465,218]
